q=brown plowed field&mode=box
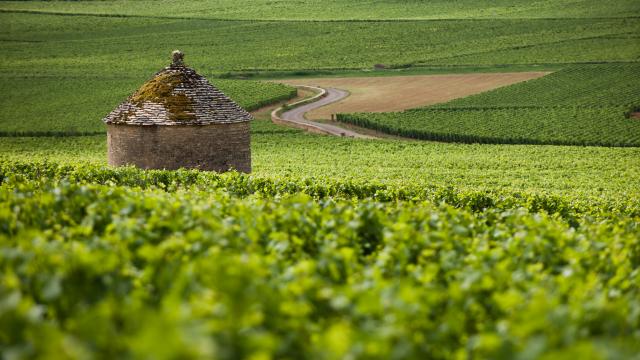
[275,72,549,119]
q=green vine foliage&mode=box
[0,163,639,359]
[338,64,640,147]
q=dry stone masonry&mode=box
[102,50,252,172]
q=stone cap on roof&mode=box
[103,50,253,126]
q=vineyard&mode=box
[0,77,295,136]
[1,164,640,359]
[1,0,640,358]
[434,64,640,108]
[3,121,640,198]
[1,7,638,138]
[1,0,639,20]
[337,107,640,146]
[338,64,640,146]
[1,161,639,215]
[2,13,638,77]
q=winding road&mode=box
[278,87,374,139]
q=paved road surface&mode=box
[280,88,373,139]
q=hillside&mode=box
[0,1,639,359]
[1,0,639,20]
[337,64,640,146]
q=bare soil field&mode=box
[275,72,549,119]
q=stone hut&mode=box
[102,50,252,172]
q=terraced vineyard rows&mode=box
[2,0,640,358]
[1,0,639,20]
[3,122,640,198]
[1,11,637,137]
[338,107,640,146]
[2,13,638,77]
[2,161,639,216]
[434,63,640,108]
[0,77,296,135]
[338,64,640,146]
[215,79,297,111]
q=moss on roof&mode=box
[130,71,194,122]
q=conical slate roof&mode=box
[103,51,252,126]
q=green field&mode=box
[1,9,638,136]
[2,13,639,76]
[1,0,639,20]
[338,63,640,146]
[1,1,639,359]
[0,77,295,135]
[2,121,640,199]
[434,64,640,108]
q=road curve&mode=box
[279,87,373,139]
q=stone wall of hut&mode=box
[107,122,251,172]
